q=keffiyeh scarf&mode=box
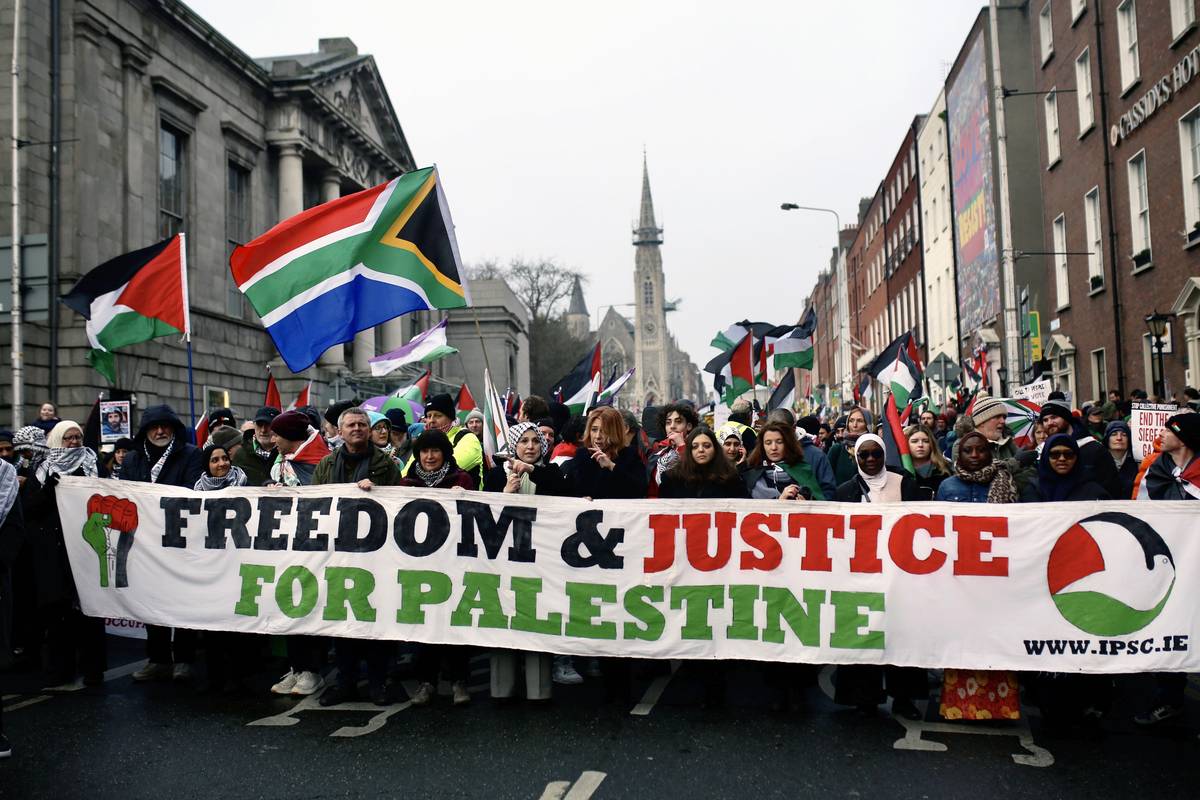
[194,466,248,491]
[36,446,98,484]
[148,438,175,484]
[413,462,451,487]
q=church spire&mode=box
[633,152,663,246]
[567,275,588,316]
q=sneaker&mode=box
[553,657,584,685]
[0,733,10,759]
[291,671,324,696]
[583,657,603,678]
[131,662,172,682]
[370,682,394,707]
[1134,704,1184,726]
[270,670,298,695]
[318,683,356,707]
[172,663,192,682]
[451,680,471,706]
[410,681,435,706]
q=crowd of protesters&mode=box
[0,383,1198,760]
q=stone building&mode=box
[1032,0,1200,400]
[0,0,520,428]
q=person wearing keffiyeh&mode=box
[118,404,203,684]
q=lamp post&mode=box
[780,203,848,404]
[996,366,1008,397]
[1144,311,1173,400]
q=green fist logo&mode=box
[83,494,139,588]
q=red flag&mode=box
[194,416,210,447]
[883,394,914,475]
[457,383,476,414]
[288,380,311,411]
[414,370,430,402]
[265,369,282,410]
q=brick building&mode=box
[1033,0,1200,400]
[882,117,928,361]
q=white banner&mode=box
[1131,402,1178,459]
[56,477,1200,673]
[1012,379,1050,407]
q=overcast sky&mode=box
[190,0,984,371]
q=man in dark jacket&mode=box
[120,404,203,682]
[1038,400,1119,498]
[313,407,401,707]
[233,406,279,487]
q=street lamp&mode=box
[996,366,1008,397]
[1144,311,1174,399]
[781,202,848,405]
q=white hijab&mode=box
[855,433,899,502]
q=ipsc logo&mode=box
[81,494,139,589]
[1047,512,1175,636]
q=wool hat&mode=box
[797,415,820,436]
[1103,420,1131,447]
[0,429,12,444]
[114,436,134,452]
[298,406,322,432]
[1039,400,1074,422]
[1166,412,1200,452]
[324,400,356,428]
[207,407,236,427]
[385,408,408,430]
[425,393,456,420]
[209,425,243,452]
[971,395,1007,427]
[270,410,310,442]
[254,406,281,424]
[367,411,389,430]
[465,408,485,424]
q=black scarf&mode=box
[332,445,372,483]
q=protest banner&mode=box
[1012,379,1050,407]
[1131,402,1178,459]
[99,400,131,443]
[56,477,1199,673]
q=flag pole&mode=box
[178,233,197,441]
[470,307,499,394]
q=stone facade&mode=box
[0,0,459,428]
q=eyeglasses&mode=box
[1047,449,1076,461]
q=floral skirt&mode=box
[939,669,1020,720]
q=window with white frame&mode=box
[1178,106,1200,233]
[1171,0,1195,39]
[1075,49,1094,132]
[1044,89,1061,164]
[1053,214,1069,307]
[1117,0,1140,91]
[1084,187,1104,285]
[1127,150,1152,263]
[1040,2,1054,63]
[1091,349,1107,399]
[1071,0,1086,22]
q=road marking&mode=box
[3,695,50,712]
[2,694,17,701]
[630,661,679,716]
[247,671,424,737]
[540,771,607,800]
[105,659,148,682]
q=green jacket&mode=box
[312,444,402,486]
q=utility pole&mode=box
[10,0,22,427]
[989,0,1022,391]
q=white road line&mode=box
[563,771,607,800]
[538,781,571,800]
[3,695,50,712]
[105,659,148,682]
[1,694,17,701]
[630,661,679,716]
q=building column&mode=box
[309,168,347,368]
[276,142,305,218]
[331,170,374,372]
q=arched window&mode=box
[602,339,626,379]
[643,280,654,307]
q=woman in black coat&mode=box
[659,427,749,500]
[562,407,648,499]
[833,433,925,720]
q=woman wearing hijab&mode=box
[1036,434,1110,502]
[24,420,106,687]
[742,421,823,500]
[1103,421,1137,499]
[400,429,475,706]
[193,444,254,693]
[933,430,1021,721]
[906,424,951,500]
[483,423,567,702]
[833,433,924,719]
[717,422,749,469]
[827,407,873,485]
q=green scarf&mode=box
[779,460,825,501]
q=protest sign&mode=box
[1012,379,1050,407]
[57,477,1199,673]
[100,400,131,443]
[1131,402,1178,459]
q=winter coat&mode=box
[482,461,570,496]
[119,404,204,488]
[826,442,858,486]
[1111,454,1138,500]
[0,494,24,669]
[800,438,838,500]
[399,464,477,490]
[232,430,277,487]
[834,467,919,503]
[912,463,949,501]
[21,468,87,607]
[1076,438,1120,498]
[562,445,648,500]
[658,472,750,499]
[313,444,402,486]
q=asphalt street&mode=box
[2,635,1199,799]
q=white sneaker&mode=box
[451,680,471,706]
[0,733,11,759]
[131,662,172,682]
[410,681,434,706]
[291,671,324,696]
[172,663,192,682]
[270,669,298,695]
[553,657,583,685]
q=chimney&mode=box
[318,38,358,56]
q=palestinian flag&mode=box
[481,367,511,462]
[60,235,189,382]
[868,331,924,408]
[287,381,311,411]
[770,310,815,370]
[710,320,778,352]
[881,393,915,475]
[713,333,754,405]
[551,343,601,414]
[264,370,282,410]
[595,367,635,406]
[231,167,469,373]
[753,337,771,386]
[766,369,796,412]
[456,383,477,424]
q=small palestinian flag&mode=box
[712,333,754,405]
[551,343,602,414]
[766,369,796,412]
[770,310,815,370]
[868,331,924,408]
[60,235,189,382]
[456,383,477,424]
